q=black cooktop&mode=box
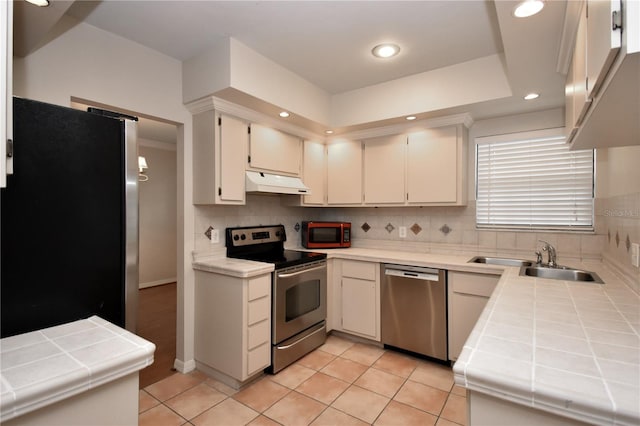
[233,249,326,269]
[226,225,326,269]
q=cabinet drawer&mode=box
[248,319,270,350]
[248,296,270,325]
[248,276,270,301]
[450,272,499,297]
[342,260,377,281]
[247,342,270,375]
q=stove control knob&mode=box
[275,231,281,237]
[233,234,239,241]
[240,234,246,240]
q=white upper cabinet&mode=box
[570,3,590,130]
[249,124,302,176]
[1,0,12,188]
[193,111,247,205]
[323,124,467,207]
[567,0,639,148]
[407,126,463,204]
[586,0,622,99]
[363,134,406,204]
[327,139,363,205]
[301,139,326,205]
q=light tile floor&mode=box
[139,335,467,426]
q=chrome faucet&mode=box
[538,240,557,268]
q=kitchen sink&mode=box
[468,256,533,267]
[519,266,604,284]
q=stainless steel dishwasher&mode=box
[381,264,448,361]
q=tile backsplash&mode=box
[195,196,608,265]
[600,192,640,292]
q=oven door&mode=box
[273,261,327,344]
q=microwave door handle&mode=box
[277,264,326,279]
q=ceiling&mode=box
[14,0,571,142]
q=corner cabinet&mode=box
[248,123,302,176]
[193,111,248,205]
[194,270,271,387]
[301,139,326,205]
[448,271,500,361]
[1,0,12,188]
[332,259,381,341]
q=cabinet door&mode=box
[407,127,458,203]
[448,272,499,360]
[302,140,326,205]
[327,139,362,205]
[341,277,376,338]
[363,134,406,204]
[249,124,301,175]
[573,4,590,125]
[1,0,12,188]
[219,115,248,203]
[586,0,622,99]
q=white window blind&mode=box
[476,128,594,231]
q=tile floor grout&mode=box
[139,335,467,426]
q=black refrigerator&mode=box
[1,97,139,338]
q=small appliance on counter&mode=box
[226,225,327,373]
[301,221,351,249]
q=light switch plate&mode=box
[211,228,220,244]
[399,226,407,238]
[632,243,640,268]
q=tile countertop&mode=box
[452,265,640,426]
[194,247,639,425]
[0,316,155,423]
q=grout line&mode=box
[141,339,468,426]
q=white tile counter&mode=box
[452,264,640,425]
[193,253,275,278]
[0,316,155,423]
[194,246,639,425]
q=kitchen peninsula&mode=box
[0,316,155,425]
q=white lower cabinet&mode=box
[448,271,500,360]
[194,271,271,387]
[332,259,380,341]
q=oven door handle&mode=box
[277,264,326,279]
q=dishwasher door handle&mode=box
[384,269,440,281]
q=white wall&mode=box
[13,17,196,372]
[139,141,177,288]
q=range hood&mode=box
[245,171,311,195]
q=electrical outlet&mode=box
[211,228,220,244]
[632,243,640,268]
[399,226,407,238]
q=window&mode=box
[476,128,594,231]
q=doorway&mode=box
[70,99,179,388]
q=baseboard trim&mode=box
[139,278,177,289]
[173,358,196,374]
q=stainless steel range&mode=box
[226,225,327,373]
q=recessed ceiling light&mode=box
[406,116,417,121]
[25,0,49,6]
[325,130,334,135]
[513,0,544,18]
[279,111,290,118]
[524,93,540,100]
[372,43,400,59]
